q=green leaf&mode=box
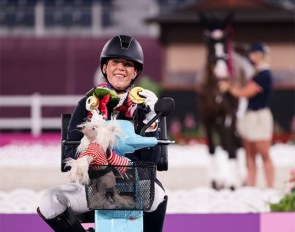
[269,193,295,212]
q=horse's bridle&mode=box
[205,30,230,63]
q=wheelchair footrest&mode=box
[95,210,143,232]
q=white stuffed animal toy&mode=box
[65,111,123,185]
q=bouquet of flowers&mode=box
[270,168,295,212]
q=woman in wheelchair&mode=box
[37,35,168,232]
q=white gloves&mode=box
[139,89,158,111]
[139,89,158,124]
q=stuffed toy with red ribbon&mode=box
[85,86,120,119]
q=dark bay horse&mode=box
[198,13,254,189]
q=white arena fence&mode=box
[0,94,83,136]
[0,187,283,214]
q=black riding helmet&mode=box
[100,35,144,90]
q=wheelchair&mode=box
[60,97,175,231]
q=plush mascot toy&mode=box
[85,85,120,119]
[65,110,124,184]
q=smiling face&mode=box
[102,58,138,91]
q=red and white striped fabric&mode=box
[78,143,108,166]
[78,143,130,174]
[107,151,131,174]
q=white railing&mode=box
[0,94,83,136]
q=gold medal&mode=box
[130,87,145,104]
[86,93,100,111]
